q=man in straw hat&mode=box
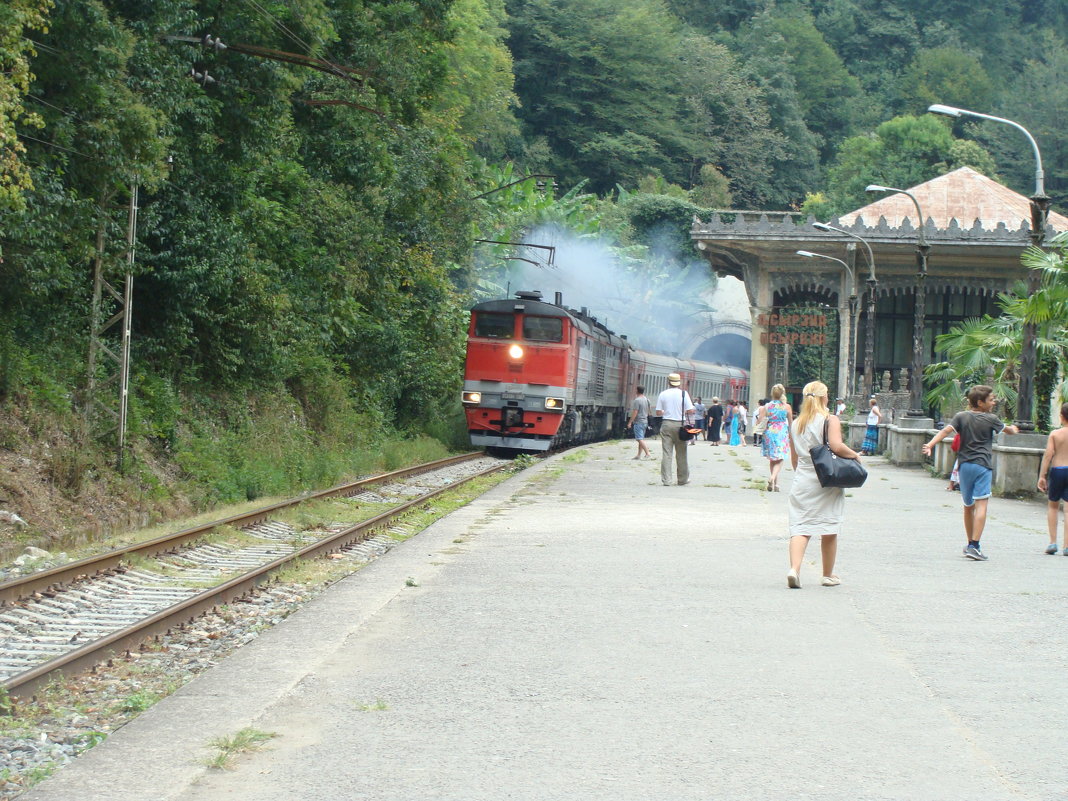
[655,372,696,486]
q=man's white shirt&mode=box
[655,387,693,421]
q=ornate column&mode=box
[747,263,772,407]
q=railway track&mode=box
[0,452,510,698]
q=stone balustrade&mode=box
[847,415,1046,498]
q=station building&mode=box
[690,167,1068,408]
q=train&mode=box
[462,290,749,452]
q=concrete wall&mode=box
[848,418,1045,498]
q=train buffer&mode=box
[21,440,1065,800]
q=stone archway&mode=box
[688,320,752,368]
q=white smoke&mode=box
[483,223,749,356]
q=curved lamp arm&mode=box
[865,185,928,248]
[812,222,876,283]
[928,104,1044,197]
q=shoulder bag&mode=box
[677,389,701,441]
[810,417,868,488]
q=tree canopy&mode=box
[1,0,1066,456]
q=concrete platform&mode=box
[21,441,1068,801]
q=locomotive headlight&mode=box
[544,397,564,410]
[508,344,524,360]
[462,391,482,405]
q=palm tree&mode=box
[925,231,1068,423]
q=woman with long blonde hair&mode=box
[785,380,861,588]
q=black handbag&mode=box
[674,386,700,442]
[810,418,868,488]
[679,423,702,441]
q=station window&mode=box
[523,316,563,342]
[474,312,514,339]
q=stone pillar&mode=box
[932,438,955,477]
[836,296,851,400]
[747,270,772,410]
[847,414,867,450]
[888,415,933,466]
[994,431,1046,497]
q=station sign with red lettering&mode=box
[757,312,829,346]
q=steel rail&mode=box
[3,461,509,698]
[0,452,482,606]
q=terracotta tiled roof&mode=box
[837,166,1068,232]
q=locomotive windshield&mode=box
[522,316,564,342]
[474,312,514,339]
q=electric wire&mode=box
[23,38,62,56]
[236,0,366,92]
[240,0,318,57]
[15,132,97,161]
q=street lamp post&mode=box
[866,184,930,417]
[927,104,1049,429]
[813,222,878,398]
[797,250,857,397]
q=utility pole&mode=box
[86,182,137,469]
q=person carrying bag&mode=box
[784,380,862,589]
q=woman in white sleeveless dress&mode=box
[785,380,862,588]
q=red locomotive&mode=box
[462,290,748,452]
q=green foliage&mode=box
[800,192,836,221]
[1,0,488,467]
[896,47,994,115]
[987,30,1068,208]
[507,0,707,192]
[765,10,866,160]
[676,31,782,207]
[926,232,1068,422]
[689,165,733,208]
[174,389,381,504]
[947,139,998,177]
[820,115,996,215]
[116,690,159,714]
[0,0,52,212]
[925,317,1020,419]
[438,0,519,159]
[730,12,821,207]
[205,728,277,771]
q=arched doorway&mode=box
[690,320,752,368]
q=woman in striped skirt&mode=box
[861,397,882,455]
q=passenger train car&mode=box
[462,291,748,452]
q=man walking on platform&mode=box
[626,385,652,460]
[656,373,695,486]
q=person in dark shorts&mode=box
[626,386,653,460]
[922,385,1020,561]
[1038,403,1068,554]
